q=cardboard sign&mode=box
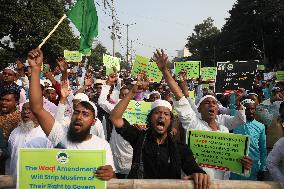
[257,65,265,71]
[188,130,249,174]
[175,61,201,79]
[215,61,257,93]
[131,55,149,76]
[201,67,217,81]
[276,71,284,81]
[131,55,163,82]
[64,50,82,62]
[123,100,151,127]
[18,149,106,189]
[103,54,121,75]
[145,62,163,82]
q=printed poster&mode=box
[18,149,106,189]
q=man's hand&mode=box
[179,70,187,82]
[28,48,43,69]
[56,57,68,72]
[153,49,168,72]
[240,155,253,170]
[184,173,210,189]
[95,165,114,181]
[60,80,70,99]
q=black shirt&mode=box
[116,119,206,179]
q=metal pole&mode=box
[126,24,129,64]
[111,0,115,56]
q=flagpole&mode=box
[38,14,67,49]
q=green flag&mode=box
[68,0,98,54]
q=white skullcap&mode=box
[196,95,217,108]
[74,93,89,101]
[151,99,172,111]
[81,100,97,117]
[46,87,56,91]
[241,99,255,106]
[5,63,17,73]
[150,91,161,97]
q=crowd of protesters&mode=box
[0,48,284,189]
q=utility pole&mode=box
[111,0,115,56]
[123,23,136,64]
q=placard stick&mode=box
[38,14,67,49]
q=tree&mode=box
[0,0,79,68]
[185,17,220,67]
[218,0,284,67]
[87,43,107,70]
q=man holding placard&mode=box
[153,49,252,180]
[27,48,115,182]
[110,56,210,189]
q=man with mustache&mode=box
[28,48,114,181]
[0,88,22,174]
[110,75,209,189]
[152,49,252,180]
[7,102,53,177]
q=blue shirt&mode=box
[233,119,267,171]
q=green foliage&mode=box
[185,17,220,67]
[0,0,79,68]
[87,43,107,69]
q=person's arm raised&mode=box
[110,74,148,128]
[153,49,183,100]
[28,48,55,136]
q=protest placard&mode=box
[215,61,257,93]
[188,130,249,174]
[131,55,149,76]
[145,62,163,82]
[64,50,82,62]
[103,54,121,76]
[257,65,265,71]
[123,100,152,128]
[131,55,163,82]
[201,67,217,81]
[175,61,201,79]
[18,149,106,189]
[276,71,284,81]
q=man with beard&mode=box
[6,102,53,177]
[110,75,210,189]
[231,99,267,180]
[151,49,252,180]
[28,48,114,181]
[0,88,22,174]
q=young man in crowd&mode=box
[0,89,22,174]
[110,66,210,188]
[28,48,114,181]
[152,49,252,180]
[231,99,267,180]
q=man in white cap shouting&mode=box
[110,74,210,189]
[27,48,115,181]
[152,49,252,181]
